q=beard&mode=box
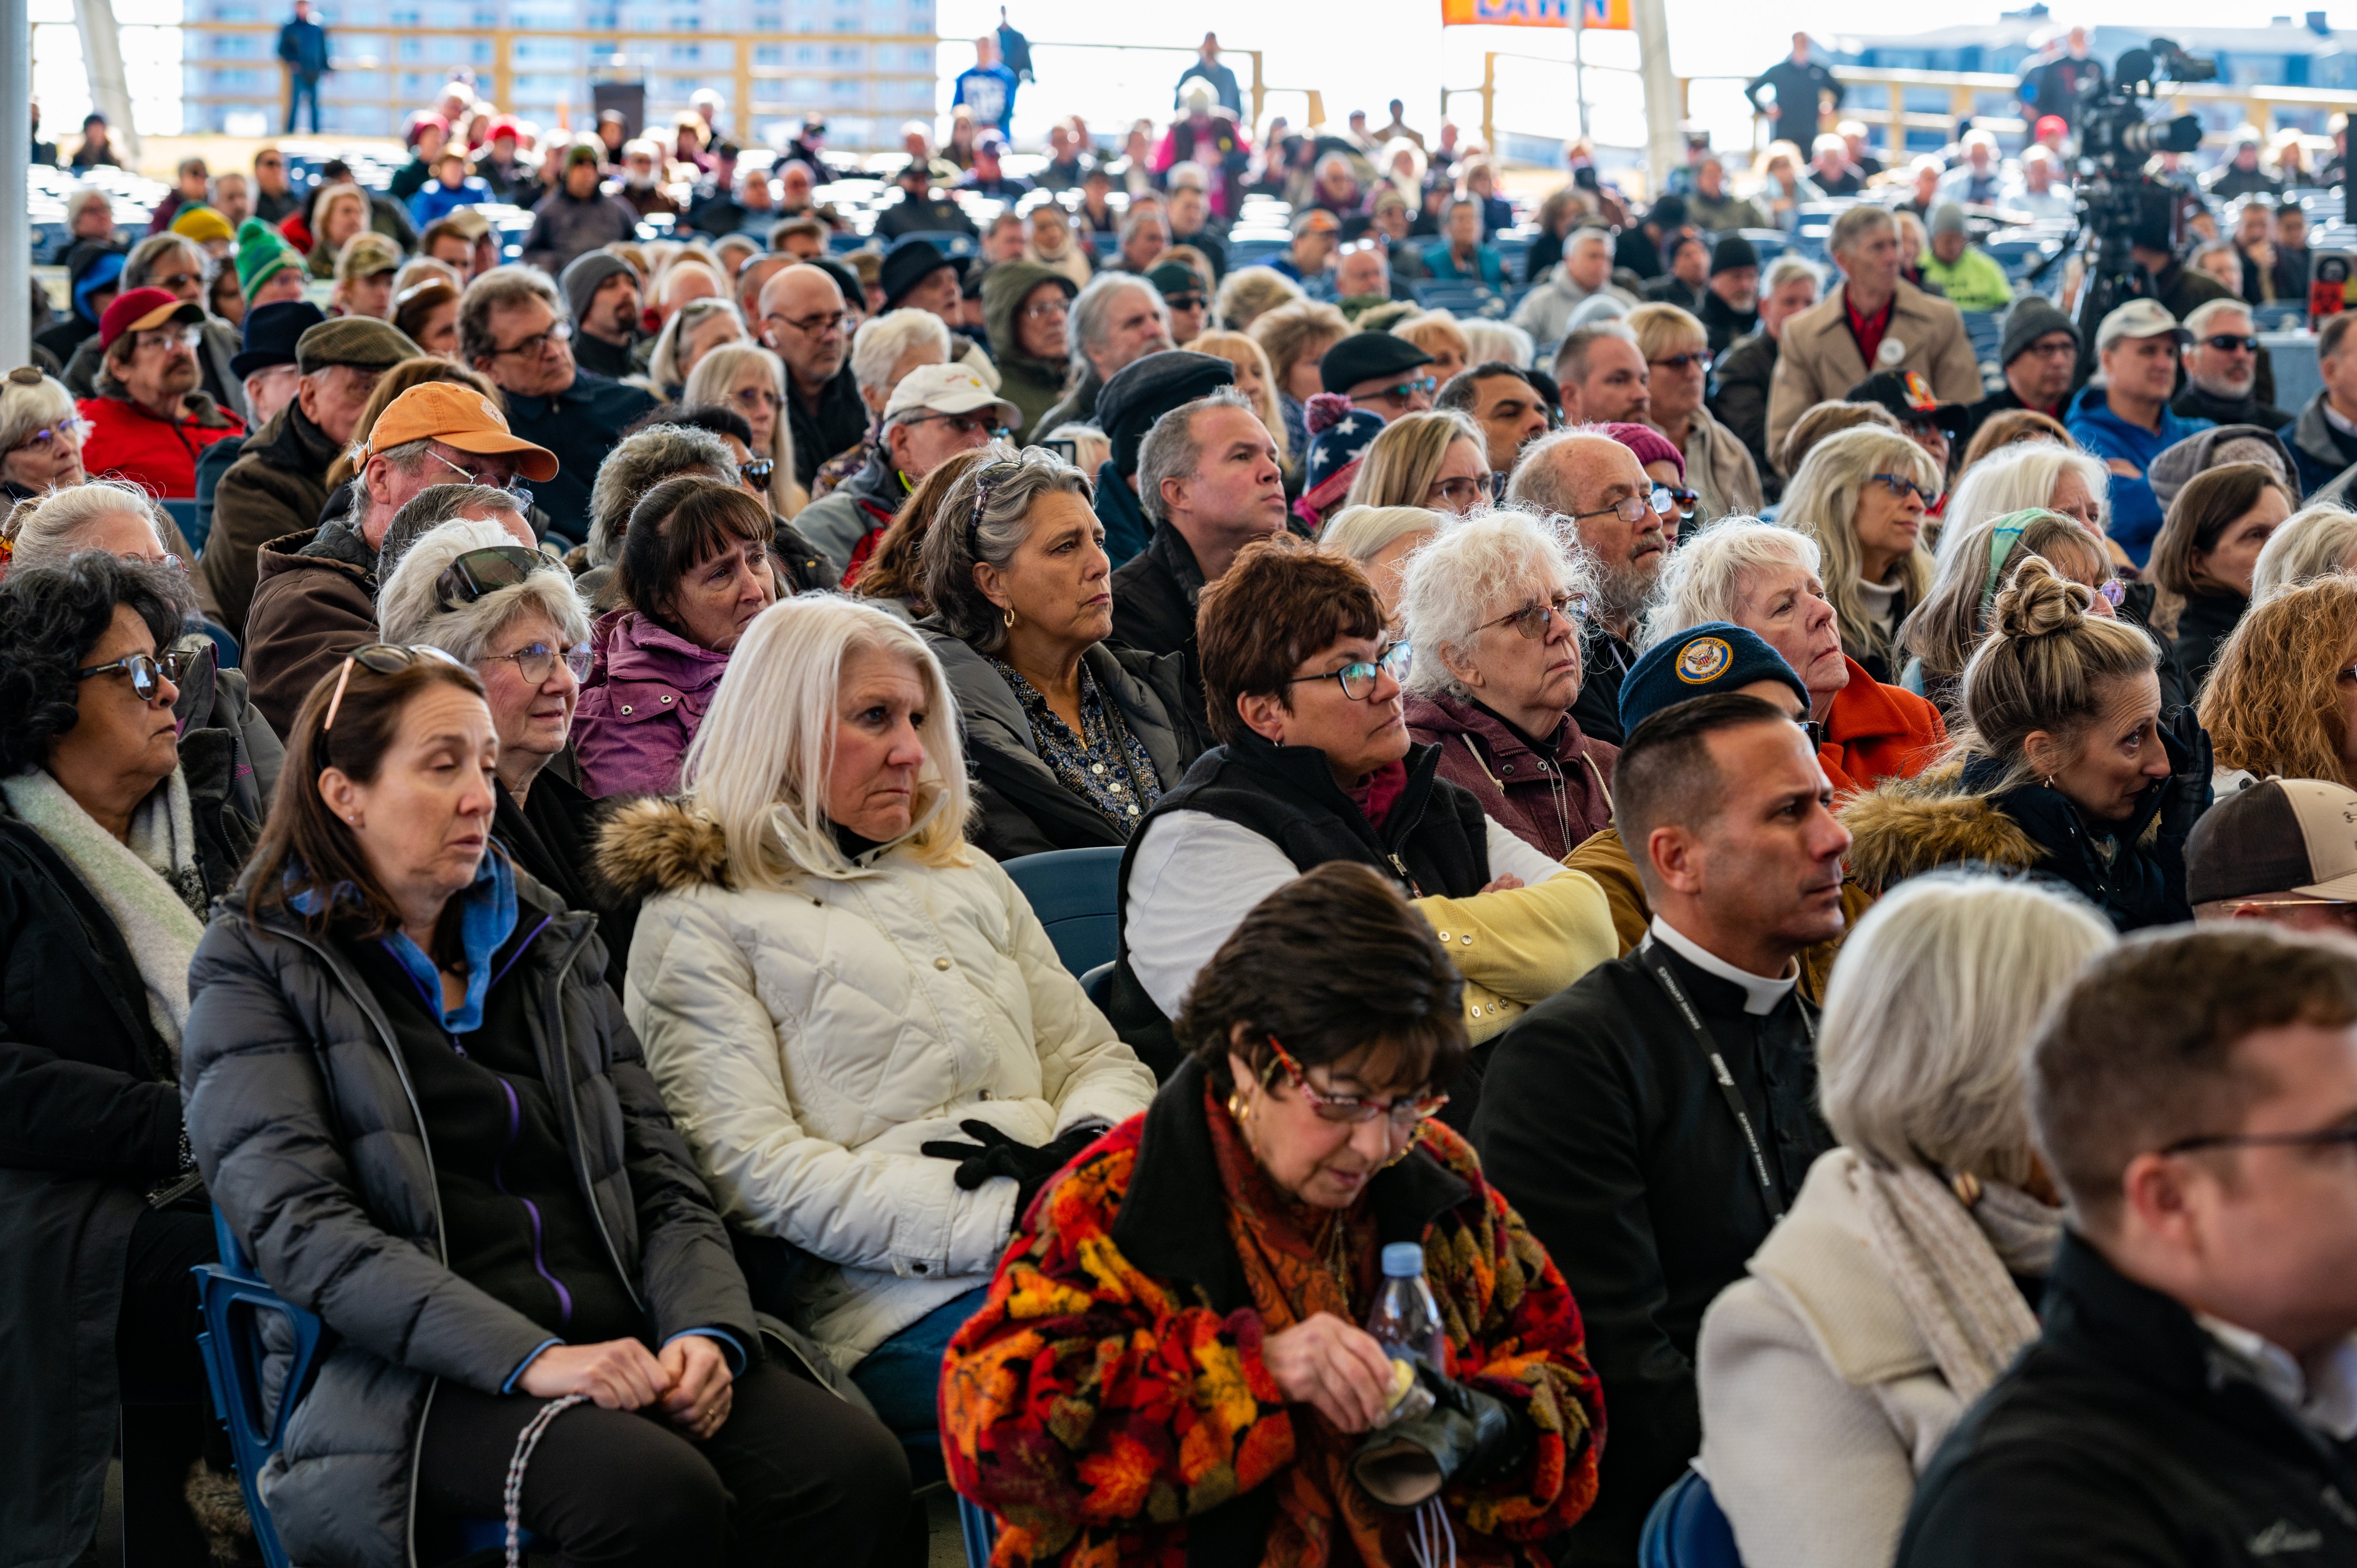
[1593,549,1663,626]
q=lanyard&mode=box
[1638,942,1806,1222]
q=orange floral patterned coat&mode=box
[941,1059,1604,1567]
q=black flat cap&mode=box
[1318,331,1435,396]
[880,236,968,309]
[1097,350,1236,479]
[230,300,327,379]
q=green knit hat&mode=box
[234,218,301,301]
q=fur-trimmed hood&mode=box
[1839,761,2046,895]
[594,794,733,898]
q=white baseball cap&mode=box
[881,362,1021,431]
[2095,297,2189,354]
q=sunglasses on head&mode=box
[435,546,551,610]
[76,648,190,703]
[320,643,465,740]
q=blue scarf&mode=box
[290,849,520,1034]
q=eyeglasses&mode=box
[321,643,464,739]
[1657,485,1699,522]
[765,309,845,337]
[1371,376,1437,403]
[9,417,89,454]
[730,385,783,412]
[2161,1118,2357,1158]
[132,326,201,354]
[75,648,188,703]
[1870,473,1941,506]
[2200,333,2261,354]
[1262,1035,1448,1127]
[1284,640,1413,701]
[435,545,550,609]
[149,269,205,293]
[741,457,776,486]
[1019,298,1070,321]
[1649,351,1712,374]
[425,449,535,512]
[2094,577,2126,607]
[480,639,593,686]
[1428,475,1488,508]
[1163,293,1207,312]
[488,318,571,358]
[1478,590,1583,640]
[1573,487,1679,526]
[905,410,1013,440]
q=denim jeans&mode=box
[848,1287,990,1437]
[286,75,321,134]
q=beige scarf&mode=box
[1851,1160,2060,1405]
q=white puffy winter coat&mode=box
[599,796,1156,1365]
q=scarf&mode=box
[1850,1158,2060,1405]
[1,766,206,1059]
[376,848,519,1034]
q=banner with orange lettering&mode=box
[1440,0,1631,28]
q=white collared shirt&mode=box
[2326,399,2357,442]
[1646,916,1798,1017]
[2198,1315,2357,1441]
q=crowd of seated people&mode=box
[22,61,2357,1568]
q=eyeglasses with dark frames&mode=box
[1260,1035,1448,1127]
[906,410,1014,441]
[76,648,189,703]
[1283,640,1413,701]
[2161,1118,2357,1158]
[1372,376,1438,403]
[488,318,571,359]
[1870,472,1942,506]
[765,309,846,337]
[1657,485,1699,522]
[1477,591,1584,641]
[1649,351,1712,374]
[2199,334,2261,354]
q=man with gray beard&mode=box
[1505,429,1674,745]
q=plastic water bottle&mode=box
[1366,1241,1446,1424]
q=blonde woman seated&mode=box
[1779,425,1940,684]
[1320,503,1440,630]
[597,593,1156,1435]
[1698,872,2113,1568]
[1343,408,1491,516]
[2199,574,2357,795]
[1399,509,1618,859]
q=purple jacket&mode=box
[1405,690,1618,862]
[573,609,733,798]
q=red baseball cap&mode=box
[2035,115,2068,141]
[98,287,205,351]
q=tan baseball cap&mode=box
[2187,777,2357,904]
[363,381,560,482]
[880,362,1020,430]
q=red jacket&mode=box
[78,393,244,500]
[1820,655,1947,796]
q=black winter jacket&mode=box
[1471,939,1833,1567]
[920,625,1206,861]
[1107,520,1210,727]
[0,733,254,1568]
[1899,1231,2357,1568]
[181,867,761,1568]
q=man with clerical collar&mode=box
[1474,641,1848,1566]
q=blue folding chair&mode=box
[1638,1467,1744,1568]
[194,1209,536,1566]
[1000,846,1124,978]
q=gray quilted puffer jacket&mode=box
[180,867,759,1568]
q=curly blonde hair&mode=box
[2198,575,2357,788]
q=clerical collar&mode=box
[1647,916,1798,1017]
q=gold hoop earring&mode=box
[1003,605,1018,629]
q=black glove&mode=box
[2157,703,2214,842]
[919,1120,1105,1216]
[1349,1365,1534,1511]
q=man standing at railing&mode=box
[2018,26,2106,132]
[1746,34,1843,148]
[277,0,331,137]
[1176,32,1243,117]
[954,35,1021,139]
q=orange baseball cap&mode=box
[362,381,559,482]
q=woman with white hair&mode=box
[594,592,1154,1434]
[1898,508,2121,718]
[0,367,90,502]
[684,341,809,519]
[1943,436,2112,549]
[1647,517,1947,796]
[1319,503,1441,629]
[643,296,747,401]
[376,497,641,991]
[1779,424,1941,683]
[1400,509,1617,858]
[2251,503,2357,599]
[2,479,278,818]
[1697,872,2113,1568]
